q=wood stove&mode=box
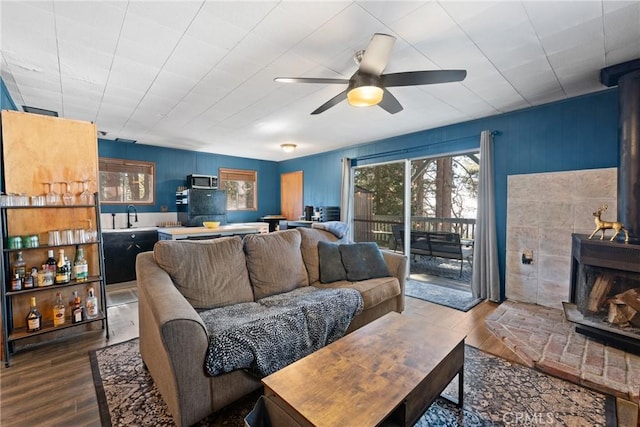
[564,58,640,352]
[565,235,640,353]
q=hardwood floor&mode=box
[0,285,634,426]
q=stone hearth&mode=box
[486,300,640,402]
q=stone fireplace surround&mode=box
[506,167,617,310]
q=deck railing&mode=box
[354,215,476,248]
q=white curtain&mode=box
[471,130,501,301]
[340,157,354,241]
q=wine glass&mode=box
[62,181,76,205]
[78,179,94,205]
[45,181,60,205]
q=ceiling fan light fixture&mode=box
[347,73,383,107]
[347,85,384,107]
[280,143,297,153]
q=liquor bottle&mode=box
[55,249,70,284]
[53,292,65,326]
[22,267,36,289]
[73,246,88,282]
[26,297,42,332]
[11,251,26,281]
[86,287,98,319]
[72,292,84,323]
[45,250,57,274]
[10,274,22,291]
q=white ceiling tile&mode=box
[126,1,203,32]
[524,1,603,38]
[2,0,637,161]
[162,35,229,80]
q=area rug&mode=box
[405,280,482,312]
[90,338,615,426]
[486,300,640,402]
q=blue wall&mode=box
[98,139,280,223]
[279,88,620,298]
[1,75,621,299]
[0,79,17,111]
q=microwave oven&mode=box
[187,174,218,189]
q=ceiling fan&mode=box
[274,33,467,115]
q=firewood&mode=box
[588,275,613,313]
[618,288,640,313]
[608,302,629,324]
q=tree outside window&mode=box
[99,157,155,204]
[219,168,257,211]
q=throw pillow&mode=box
[153,236,254,309]
[339,242,391,281]
[297,227,340,284]
[243,229,309,299]
[318,241,347,283]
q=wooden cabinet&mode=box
[0,110,107,366]
[103,230,158,284]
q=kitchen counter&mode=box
[157,222,268,240]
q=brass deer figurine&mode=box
[588,205,629,243]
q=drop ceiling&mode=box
[1,1,639,161]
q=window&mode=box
[99,157,155,204]
[219,168,257,211]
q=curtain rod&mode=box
[354,130,499,162]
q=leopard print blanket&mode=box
[199,286,363,377]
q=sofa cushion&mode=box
[318,241,347,283]
[339,242,391,281]
[314,277,401,309]
[298,227,339,285]
[244,229,309,299]
[153,236,254,309]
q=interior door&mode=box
[281,171,303,220]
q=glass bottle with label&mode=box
[72,292,84,323]
[73,246,88,282]
[53,292,65,326]
[45,250,57,274]
[11,251,26,282]
[26,297,42,332]
[86,287,98,319]
[55,249,70,284]
[10,274,22,291]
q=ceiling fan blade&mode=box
[378,89,403,114]
[358,33,396,76]
[311,89,348,115]
[382,70,467,87]
[274,77,349,84]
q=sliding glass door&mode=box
[352,161,407,251]
[349,152,479,287]
[409,153,479,286]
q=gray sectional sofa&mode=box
[136,227,406,427]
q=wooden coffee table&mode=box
[261,312,466,426]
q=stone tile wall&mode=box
[506,168,617,309]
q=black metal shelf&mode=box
[5,276,103,296]
[9,311,106,341]
[1,192,109,367]
[2,241,101,253]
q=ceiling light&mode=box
[347,86,384,107]
[347,74,384,107]
[280,144,297,153]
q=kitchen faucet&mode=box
[126,205,138,228]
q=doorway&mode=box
[351,152,479,290]
[281,171,303,220]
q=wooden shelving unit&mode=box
[0,197,109,366]
[0,110,108,367]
